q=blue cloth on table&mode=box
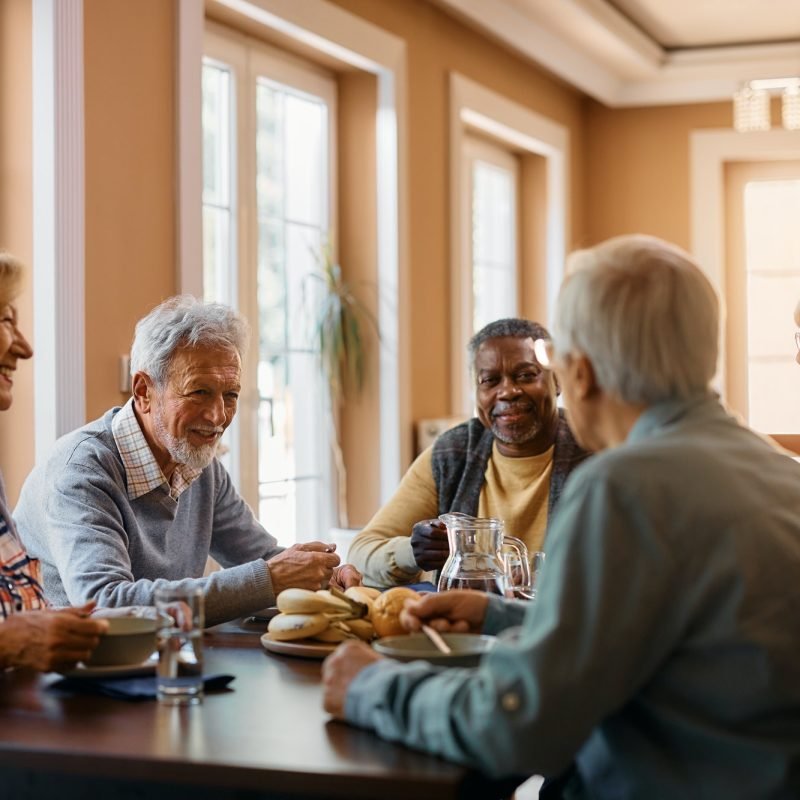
[404,582,437,593]
[47,673,235,701]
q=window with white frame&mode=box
[724,159,800,434]
[203,27,336,545]
[743,177,800,432]
[463,135,519,334]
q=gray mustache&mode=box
[492,403,534,417]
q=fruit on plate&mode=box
[276,588,351,615]
[371,587,421,638]
[343,586,379,617]
[267,587,378,645]
[267,612,330,641]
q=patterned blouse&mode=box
[0,484,47,618]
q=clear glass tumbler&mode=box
[155,586,205,706]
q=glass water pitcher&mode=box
[437,512,531,597]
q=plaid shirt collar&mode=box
[112,398,203,501]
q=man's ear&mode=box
[131,372,154,414]
[572,354,600,401]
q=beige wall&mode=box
[338,71,381,523]
[584,100,731,250]
[1,0,747,521]
[84,0,177,422]
[329,0,587,429]
[0,0,34,503]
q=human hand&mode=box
[267,541,341,595]
[0,601,109,672]
[322,639,383,719]
[399,590,488,634]
[410,518,450,571]
[329,563,362,590]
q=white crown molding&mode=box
[432,0,800,107]
[433,0,623,104]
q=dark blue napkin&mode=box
[404,581,438,593]
[48,673,235,701]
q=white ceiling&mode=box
[430,0,800,106]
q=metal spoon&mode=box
[421,624,452,655]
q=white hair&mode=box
[552,234,719,405]
[0,251,24,307]
[130,295,248,386]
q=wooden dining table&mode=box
[0,620,523,800]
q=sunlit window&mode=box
[201,61,234,307]
[743,178,800,433]
[201,59,236,478]
[203,32,335,545]
[255,79,332,545]
[452,134,521,412]
[471,158,517,332]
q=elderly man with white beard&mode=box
[15,296,360,626]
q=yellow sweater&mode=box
[348,442,554,587]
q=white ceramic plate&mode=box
[260,633,337,660]
[58,653,157,679]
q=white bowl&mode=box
[372,632,496,667]
[85,617,158,667]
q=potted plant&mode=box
[305,245,378,529]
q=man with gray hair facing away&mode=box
[16,296,360,626]
[323,235,800,799]
[349,318,588,588]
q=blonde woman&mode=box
[0,252,107,671]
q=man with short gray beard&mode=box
[14,296,361,626]
[348,318,589,588]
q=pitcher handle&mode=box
[501,536,531,596]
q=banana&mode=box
[315,590,353,613]
[267,612,330,641]
[276,588,351,615]
[312,625,352,643]
[269,588,379,645]
[339,617,374,642]
[344,587,377,617]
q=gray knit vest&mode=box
[430,409,588,523]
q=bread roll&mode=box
[267,612,330,641]
[346,586,380,601]
[371,587,421,638]
[276,588,350,615]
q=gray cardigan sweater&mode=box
[15,408,281,625]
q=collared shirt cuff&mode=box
[482,593,527,635]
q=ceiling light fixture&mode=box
[783,83,800,131]
[734,78,800,133]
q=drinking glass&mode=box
[530,551,546,596]
[155,587,205,706]
[502,549,546,600]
